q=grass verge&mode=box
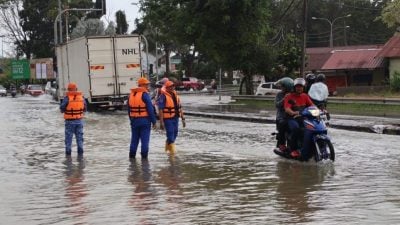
[233,99,400,118]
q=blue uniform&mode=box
[128,92,156,158]
[60,96,87,155]
[158,94,179,144]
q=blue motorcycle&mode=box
[274,106,335,162]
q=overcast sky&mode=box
[103,0,140,33]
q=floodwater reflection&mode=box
[64,155,88,223]
[275,161,335,223]
[156,155,183,196]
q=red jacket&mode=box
[284,93,314,113]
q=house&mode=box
[306,45,386,94]
[375,34,400,80]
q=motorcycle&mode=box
[10,87,17,98]
[274,106,335,162]
[312,100,330,126]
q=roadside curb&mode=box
[185,110,400,135]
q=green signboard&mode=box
[11,59,30,79]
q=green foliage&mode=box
[115,10,128,34]
[380,0,400,28]
[0,58,14,88]
[272,32,301,78]
[390,71,400,92]
[305,0,395,47]
[18,0,55,58]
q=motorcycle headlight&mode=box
[309,108,320,117]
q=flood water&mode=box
[1,94,400,224]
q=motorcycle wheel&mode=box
[314,139,335,162]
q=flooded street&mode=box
[1,94,400,224]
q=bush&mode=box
[390,71,400,92]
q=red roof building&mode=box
[375,35,400,58]
[322,49,384,70]
[306,45,386,94]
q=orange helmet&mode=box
[137,77,150,86]
[164,80,174,87]
[67,82,77,91]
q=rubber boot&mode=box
[165,142,169,152]
[169,143,176,154]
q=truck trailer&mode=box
[56,35,143,109]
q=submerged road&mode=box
[1,94,400,224]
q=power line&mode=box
[341,3,381,11]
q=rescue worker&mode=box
[128,77,157,159]
[60,82,87,156]
[152,77,169,116]
[283,78,314,158]
[158,80,186,153]
[274,77,294,152]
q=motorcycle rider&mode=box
[274,77,294,152]
[283,78,314,159]
[308,73,329,106]
[305,73,316,93]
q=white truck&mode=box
[56,35,143,109]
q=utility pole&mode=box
[58,0,63,43]
[300,0,308,77]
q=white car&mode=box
[45,81,58,100]
[0,85,7,96]
[255,82,280,95]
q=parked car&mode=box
[174,77,204,91]
[45,81,58,100]
[0,85,7,96]
[255,82,280,95]
[26,84,44,96]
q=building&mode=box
[375,34,400,80]
[306,45,386,94]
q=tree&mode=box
[0,0,27,58]
[70,18,105,39]
[381,0,400,29]
[105,21,116,35]
[115,10,128,34]
[193,0,274,94]
[139,0,182,76]
[18,0,56,59]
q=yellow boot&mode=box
[165,142,169,152]
[169,143,176,154]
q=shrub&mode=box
[390,71,400,92]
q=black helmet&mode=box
[316,73,326,82]
[306,73,316,83]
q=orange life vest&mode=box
[129,87,149,118]
[162,90,182,119]
[64,91,84,120]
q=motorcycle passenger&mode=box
[274,77,294,152]
[308,73,329,107]
[305,73,316,93]
[283,78,314,158]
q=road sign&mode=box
[11,59,30,79]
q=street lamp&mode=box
[312,14,351,47]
